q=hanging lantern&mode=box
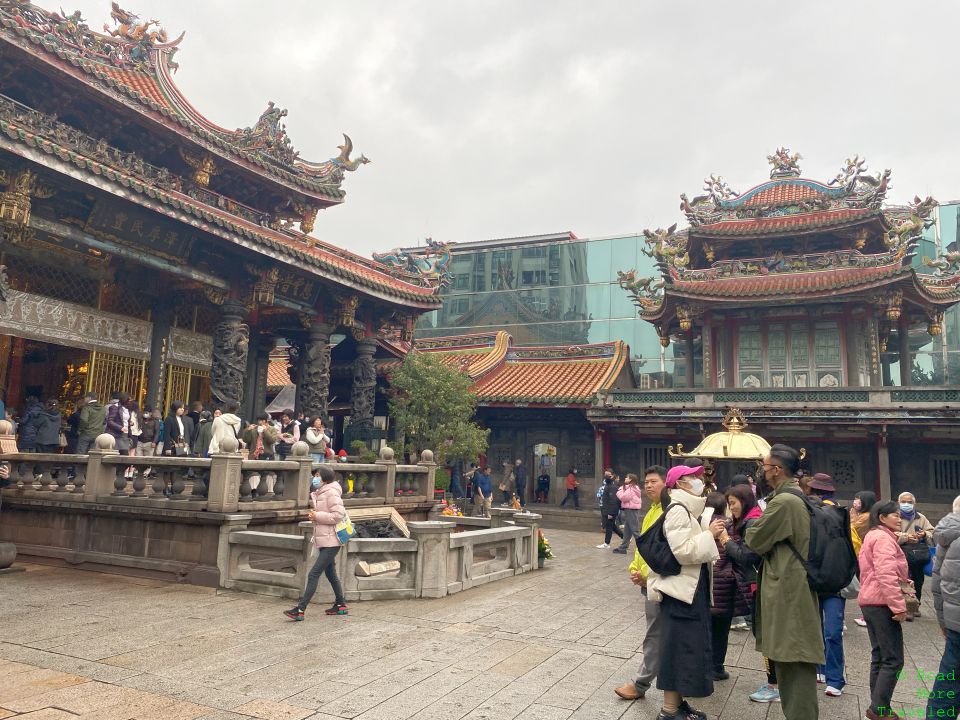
[886,306,901,323]
[928,313,944,336]
[660,336,670,348]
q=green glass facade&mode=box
[414,233,694,387]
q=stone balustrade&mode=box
[219,511,541,602]
[1,436,437,514]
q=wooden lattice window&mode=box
[641,446,668,471]
[931,456,960,491]
[8,257,99,307]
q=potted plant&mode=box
[537,529,554,569]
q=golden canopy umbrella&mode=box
[668,408,772,461]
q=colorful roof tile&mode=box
[0,1,366,201]
[416,333,631,406]
[693,207,880,238]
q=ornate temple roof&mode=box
[0,1,367,202]
[618,149,960,332]
[414,332,632,407]
[265,331,633,406]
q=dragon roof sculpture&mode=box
[0,1,369,202]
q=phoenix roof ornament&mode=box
[766,147,802,179]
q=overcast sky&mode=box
[70,1,960,256]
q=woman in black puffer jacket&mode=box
[597,473,623,549]
[706,492,751,680]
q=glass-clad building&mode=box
[415,203,960,389]
[413,232,687,387]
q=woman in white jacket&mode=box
[646,464,719,720]
[304,416,329,463]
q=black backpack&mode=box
[782,489,857,594]
[636,503,693,577]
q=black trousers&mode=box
[862,605,904,716]
[907,560,927,601]
[602,514,623,544]
[710,614,733,672]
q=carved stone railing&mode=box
[219,512,541,601]
[1,437,439,514]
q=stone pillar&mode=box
[701,322,713,389]
[289,441,314,509]
[512,511,541,570]
[877,430,891,500]
[408,520,454,598]
[146,303,172,412]
[379,446,397,499]
[296,322,333,421]
[210,300,249,410]
[241,334,262,424]
[207,436,243,513]
[347,338,377,444]
[253,338,271,418]
[898,314,911,387]
[867,314,883,388]
[685,333,695,388]
[83,434,119,502]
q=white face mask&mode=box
[686,478,705,496]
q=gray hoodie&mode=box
[208,413,243,455]
[932,511,960,632]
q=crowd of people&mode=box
[603,446,956,720]
[8,391,335,480]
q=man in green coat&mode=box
[745,444,824,720]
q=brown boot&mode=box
[615,683,644,700]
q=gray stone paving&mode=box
[0,528,948,719]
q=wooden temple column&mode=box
[6,336,24,410]
[145,303,172,412]
[866,313,883,388]
[295,320,334,422]
[210,300,250,410]
[897,313,911,387]
[684,333,695,388]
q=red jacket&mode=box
[858,525,909,614]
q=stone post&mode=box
[408,520,454,598]
[210,299,249,410]
[347,338,377,445]
[488,507,517,528]
[289,440,313,509]
[512,511,542,571]
[215,513,252,588]
[297,321,333,422]
[379,446,397,500]
[207,436,243,513]
[83,433,119,502]
[877,430,891,500]
[418,449,437,499]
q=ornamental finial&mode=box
[766,147,802,179]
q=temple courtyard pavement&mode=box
[0,527,948,720]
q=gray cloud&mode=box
[69,1,960,255]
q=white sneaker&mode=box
[596,543,610,549]
[854,616,867,627]
[825,686,842,697]
[816,673,825,684]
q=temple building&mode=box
[0,1,443,442]
[595,149,960,508]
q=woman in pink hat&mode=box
[646,464,719,720]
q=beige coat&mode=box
[646,489,718,605]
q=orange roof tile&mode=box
[267,359,291,389]
[693,208,877,237]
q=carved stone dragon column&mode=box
[296,321,333,421]
[210,300,249,410]
[348,338,378,444]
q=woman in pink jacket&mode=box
[284,465,348,620]
[858,500,911,720]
